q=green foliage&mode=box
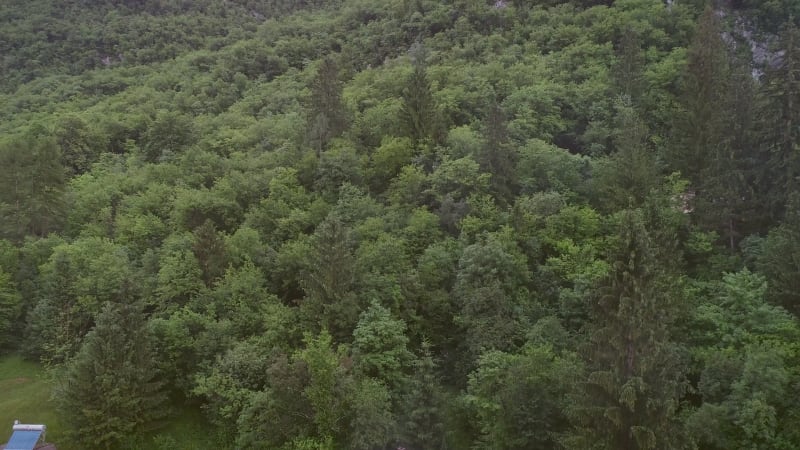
[466,343,582,450]
[55,302,167,450]
[0,132,66,240]
[3,0,799,447]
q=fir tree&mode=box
[308,57,349,157]
[400,43,438,154]
[0,133,65,241]
[760,19,800,219]
[565,209,687,450]
[55,301,167,450]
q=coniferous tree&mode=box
[192,219,229,287]
[565,209,687,450]
[701,55,762,248]
[593,97,659,212]
[400,43,438,154]
[479,101,517,204]
[0,133,65,241]
[760,19,800,219]
[301,217,360,341]
[308,57,349,157]
[669,6,730,189]
[613,29,646,105]
[0,269,20,352]
[55,301,167,450]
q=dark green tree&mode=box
[668,6,730,188]
[760,19,800,219]
[479,101,517,204]
[565,209,688,450]
[400,44,438,153]
[308,57,349,156]
[55,301,167,450]
[192,219,229,287]
[0,269,21,352]
[301,217,360,341]
[0,133,65,240]
[592,97,659,212]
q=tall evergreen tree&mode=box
[565,209,687,450]
[0,133,65,241]
[308,57,349,157]
[669,6,730,188]
[700,55,762,248]
[55,301,167,450]
[400,43,438,154]
[760,19,800,219]
[479,101,517,204]
[301,217,360,341]
[613,29,646,105]
[593,97,659,212]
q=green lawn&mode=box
[0,356,228,450]
[0,355,63,446]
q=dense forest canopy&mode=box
[2,0,800,448]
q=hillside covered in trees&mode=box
[2,0,800,448]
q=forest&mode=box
[2,0,800,448]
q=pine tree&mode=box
[760,19,800,219]
[301,217,360,341]
[55,301,167,450]
[400,43,438,154]
[593,97,659,212]
[0,269,20,352]
[565,209,687,450]
[0,133,65,241]
[669,6,730,188]
[192,219,229,287]
[700,55,762,248]
[399,341,446,450]
[613,29,645,105]
[479,101,517,204]
[308,57,349,157]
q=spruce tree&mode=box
[565,209,687,450]
[0,133,65,241]
[308,56,348,156]
[760,19,800,219]
[400,43,438,154]
[479,101,517,204]
[55,301,167,450]
[669,6,729,188]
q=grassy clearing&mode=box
[0,355,63,446]
[0,355,227,449]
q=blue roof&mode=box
[5,430,42,450]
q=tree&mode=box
[668,6,729,189]
[756,194,800,315]
[759,19,800,219]
[0,269,21,352]
[308,57,349,156]
[192,219,229,287]
[297,330,352,445]
[352,301,413,390]
[592,97,659,212]
[0,133,65,240]
[565,209,688,450]
[612,29,645,105]
[301,217,360,341]
[686,270,800,449]
[400,44,438,153]
[398,341,446,450]
[479,101,517,203]
[465,344,581,450]
[55,301,167,450]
